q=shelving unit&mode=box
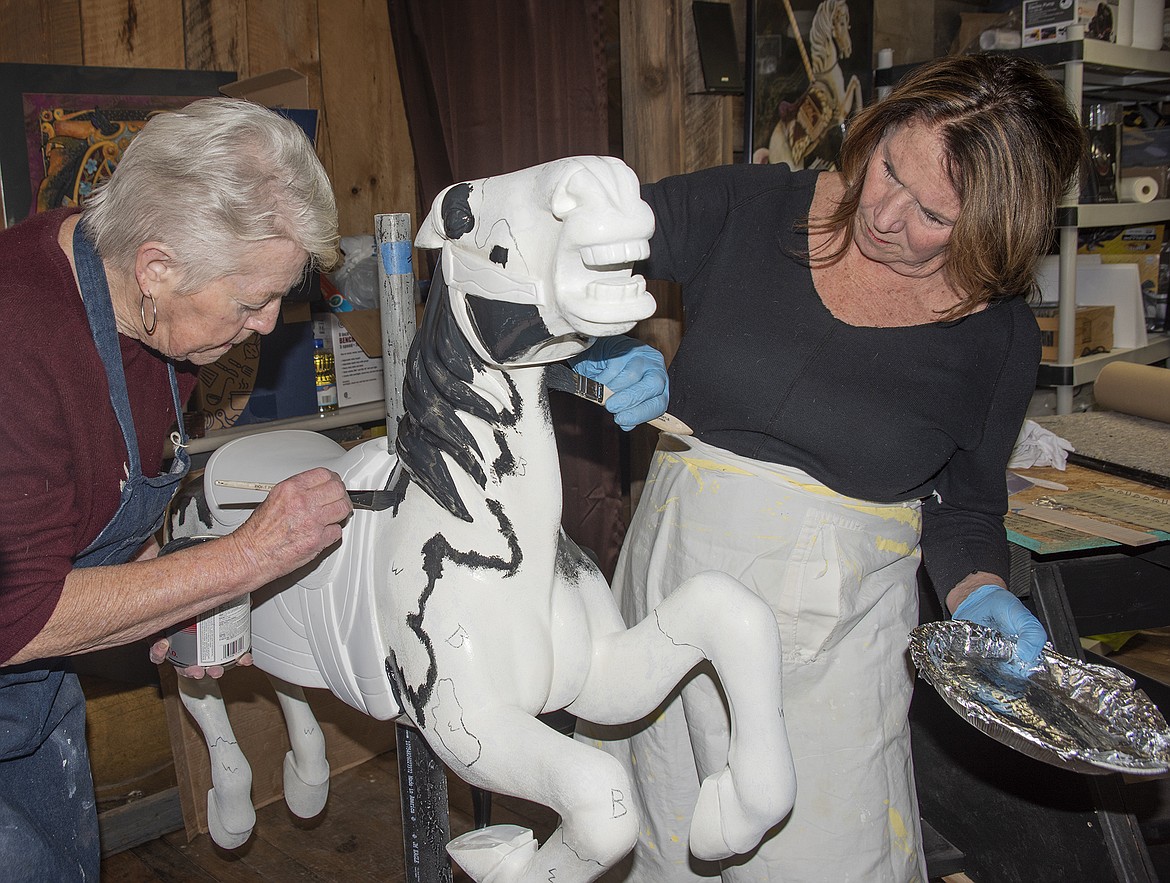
[177,399,388,459]
[1020,37,1170,413]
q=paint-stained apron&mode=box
[590,433,927,883]
[0,220,189,881]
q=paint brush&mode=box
[545,363,692,435]
[213,479,396,511]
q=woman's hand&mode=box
[149,636,253,679]
[570,336,669,431]
[952,584,1048,668]
[224,467,354,587]
[148,467,352,678]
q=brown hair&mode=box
[811,54,1084,317]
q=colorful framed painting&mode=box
[0,63,235,228]
[745,0,873,169]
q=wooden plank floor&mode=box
[100,751,557,881]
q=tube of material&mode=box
[1094,362,1170,423]
[1120,175,1159,203]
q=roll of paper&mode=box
[1120,175,1159,203]
[1118,0,1135,45]
[1130,0,1165,49]
[979,28,1022,50]
[1094,362,1170,423]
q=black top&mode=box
[639,163,1041,597]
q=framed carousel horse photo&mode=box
[746,0,873,169]
[0,63,234,229]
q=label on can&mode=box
[164,593,251,668]
[158,534,252,668]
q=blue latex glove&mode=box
[952,584,1048,668]
[570,336,669,431]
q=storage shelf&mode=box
[1019,38,1170,412]
[1058,199,1170,227]
[1036,333,1170,387]
[178,399,388,457]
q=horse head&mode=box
[416,155,657,368]
[398,157,656,523]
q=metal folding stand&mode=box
[377,212,455,881]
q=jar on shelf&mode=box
[313,336,339,414]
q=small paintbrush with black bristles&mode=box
[545,363,692,435]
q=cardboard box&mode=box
[220,68,310,109]
[314,312,384,407]
[1022,0,1118,45]
[1079,224,1166,330]
[1034,305,1116,360]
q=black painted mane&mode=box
[394,263,523,522]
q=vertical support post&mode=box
[375,213,452,882]
[376,212,417,433]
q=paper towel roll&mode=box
[1094,362,1170,423]
[1131,0,1165,49]
[979,28,1022,50]
[1118,0,1135,44]
[1120,175,1159,203]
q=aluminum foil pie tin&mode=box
[909,620,1170,776]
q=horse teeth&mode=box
[586,278,644,302]
[581,241,649,268]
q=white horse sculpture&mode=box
[168,155,796,883]
[756,0,864,169]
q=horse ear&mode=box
[415,193,449,250]
[549,159,592,219]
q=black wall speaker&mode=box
[693,1,744,94]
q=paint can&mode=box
[159,535,251,669]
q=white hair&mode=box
[84,97,339,293]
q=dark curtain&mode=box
[388,0,627,579]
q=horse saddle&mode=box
[203,430,403,719]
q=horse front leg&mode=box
[268,675,330,819]
[176,676,256,848]
[571,569,796,862]
[438,706,638,883]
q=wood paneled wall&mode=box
[0,0,416,238]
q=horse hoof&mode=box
[447,824,537,883]
[206,787,255,850]
[283,750,329,818]
[689,773,734,861]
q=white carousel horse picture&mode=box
[755,0,864,169]
[168,155,796,883]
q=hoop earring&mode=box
[140,291,157,336]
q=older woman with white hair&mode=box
[0,96,670,881]
[0,96,348,880]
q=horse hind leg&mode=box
[268,675,330,819]
[572,569,796,862]
[176,676,256,848]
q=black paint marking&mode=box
[396,498,523,728]
[441,182,475,239]
[559,827,604,870]
[396,265,529,521]
[432,677,483,766]
[489,244,508,266]
[465,295,556,364]
[611,788,627,818]
[653,608,702,654]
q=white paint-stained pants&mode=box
[586,435,928,882]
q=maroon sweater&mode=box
[0,209,197,662]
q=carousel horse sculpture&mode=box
[758,0,864,169]
[168,155,796,883]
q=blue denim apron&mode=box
[0,220,190,881]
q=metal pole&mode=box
[375,213,452,882]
